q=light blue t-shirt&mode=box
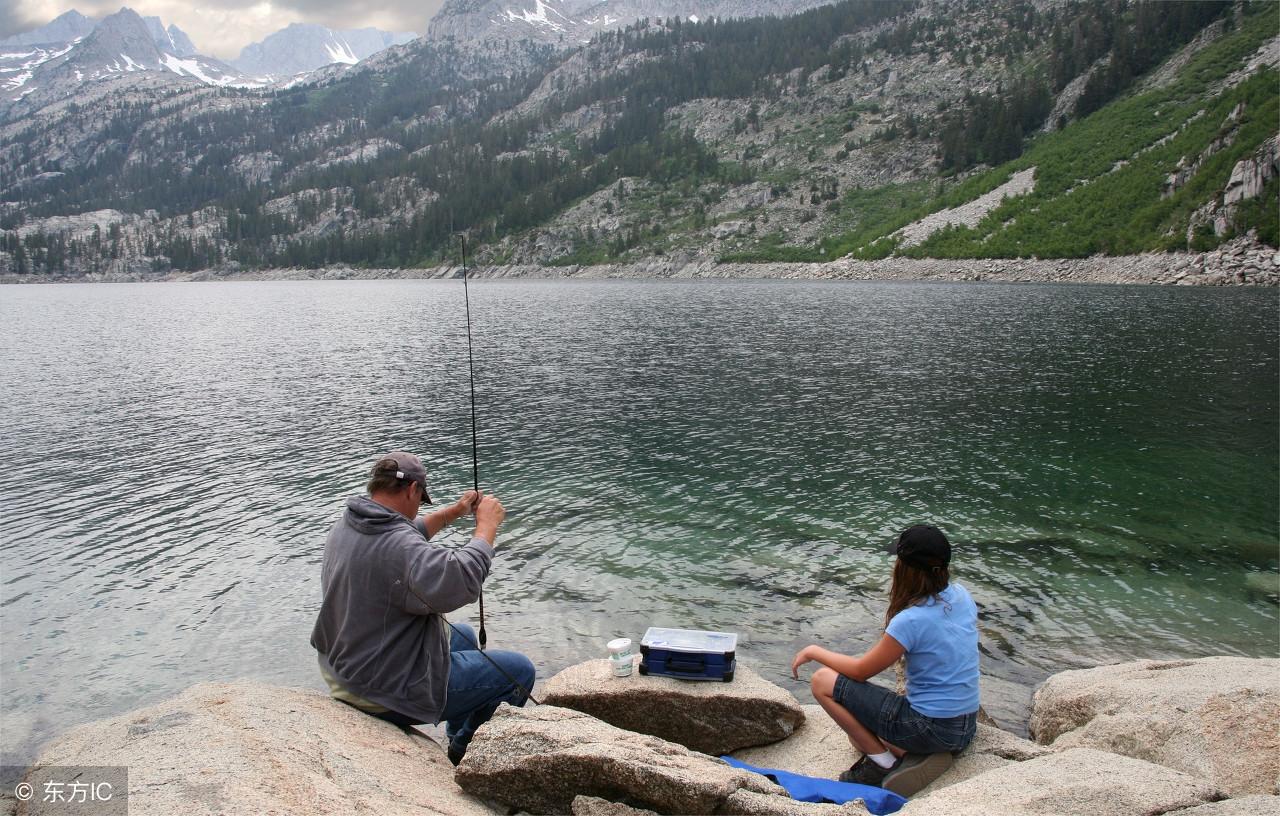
[884,582,980,718]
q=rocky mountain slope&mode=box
[0,0,1275,278]
[426,0,841,45]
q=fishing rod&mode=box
[460,233,487,652]
[422,250,542,704]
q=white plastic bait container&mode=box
[607,637,634,677]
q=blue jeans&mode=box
[440,623,536,755]
[832,675,976,754]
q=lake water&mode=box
[1,278,1277,764]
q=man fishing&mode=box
[310,451,536,765]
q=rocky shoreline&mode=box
[9,655,1277,816]
[2,238,1278,287]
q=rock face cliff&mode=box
[1184,130,1280,244]
[1224,134,1279,205]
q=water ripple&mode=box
[0,279,1276,762]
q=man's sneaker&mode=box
[881,751,954,796]
[838,754,900,787]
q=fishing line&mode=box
[459,234,487,651]
[404,578,542,706]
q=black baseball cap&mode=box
[375,451,432,504]
[885,525,950,569]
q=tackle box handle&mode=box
[663,655,707,674]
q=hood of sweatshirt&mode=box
[342,495,413,535]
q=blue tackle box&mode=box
[638,627,737,682]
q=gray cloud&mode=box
[1,0,44,37]
[4,0,447,58]
[273,0,443,31]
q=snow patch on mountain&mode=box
[4,70,34,90]
[160,54,267,87]
[323,39,359,65]
[0,41,79,91]
[503,0,573,32]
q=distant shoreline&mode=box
[3,238,1277,286]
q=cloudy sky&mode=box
[0,0,446,58]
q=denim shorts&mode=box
[832,675,977,755]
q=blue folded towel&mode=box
[720,756,908,815]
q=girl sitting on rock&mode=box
[790,524,979,797]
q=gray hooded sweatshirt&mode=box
[310,495,494,723]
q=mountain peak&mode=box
[140,15,197,56]
[71,7,164,68]
[96,6,147,31]
[166,24,198,56]
[53,9,91,24]
[0,8,96,47]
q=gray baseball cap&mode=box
[374,451,432,504]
